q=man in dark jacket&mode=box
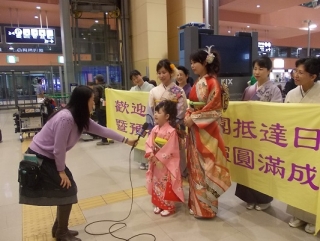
[284,70,297,96]
[93,75,114,145]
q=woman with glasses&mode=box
[285,57,320,234]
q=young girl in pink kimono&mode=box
[145,100,184,217]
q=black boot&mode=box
[55,204,81,241]
[55,231,81,241]
[52,219,79,238]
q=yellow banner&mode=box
[106,89,149,150]
[106,89,320,233]
[223,101,320,234]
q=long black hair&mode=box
[155,100,177,128]
[296,57,320,82]
[49,85,93,133]
[190,49,221,76]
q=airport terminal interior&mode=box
[1,108,320,241]
[0,0,320,240]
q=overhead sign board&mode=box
[5,27,56,45]
[258,41,272,52]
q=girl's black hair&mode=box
[177,66,189,76]
[295,57,320,82]
[252,56,273,70]
[156,59,174,74]
[155,100,177,128]
[190,49,220,76]
[49,85,93,133]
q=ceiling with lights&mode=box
[0,0,319,48]
[219,0,320,47]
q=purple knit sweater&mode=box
[30,109,125,171]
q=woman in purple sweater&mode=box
[20,86,137,241]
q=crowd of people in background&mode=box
[86,53,320,224]
[18,43,320,240]
[127,54,320,231]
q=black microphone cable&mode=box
[84,126,156,240]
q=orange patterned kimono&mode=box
[145,122,184,211]
[186,75,231,218]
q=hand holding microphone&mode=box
[126,139,138,147]
[130,123,149,151]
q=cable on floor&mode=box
[84,148,157,241]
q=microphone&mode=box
[131,123,149,151]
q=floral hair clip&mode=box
[169,63,179,79]
[204,45,215,64]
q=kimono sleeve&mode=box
[145,126,157,158]
[176,90,188,123]
[241,87,249,101]
[271,86,283,103]
[190,78,222,129]
[154,130,180,177]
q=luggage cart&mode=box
[17,105,43,142]
[46,94,69,110]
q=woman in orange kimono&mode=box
[184,47,231,218]
[145,100,184,217]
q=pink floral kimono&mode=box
[145,122,184,211]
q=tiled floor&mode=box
[1,109,320,241]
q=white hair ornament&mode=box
[204,45,215,64]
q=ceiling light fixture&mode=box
[95,20,99,23]
[299,24,317,30]
[105,12,108,15]
[228,30,231,33]
[36,6,41,9]
[34,16,38,19]
[257,5,260,8]
[247,25,250,28]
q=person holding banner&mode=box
[93,75,113,145]
[129,70,155,170]
[129,70,154,92]
[235,56,283,211]
[145,100,184,217]
[285,57,320,234]
[147,59,188,178]
[185,47,231,219]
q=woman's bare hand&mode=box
[126,139,138,147]
[59,171,71,189]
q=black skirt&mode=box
[235,184,273,204]
[19,148,78,206]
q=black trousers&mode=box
[235,184,273,204]
[96,109,107,142]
